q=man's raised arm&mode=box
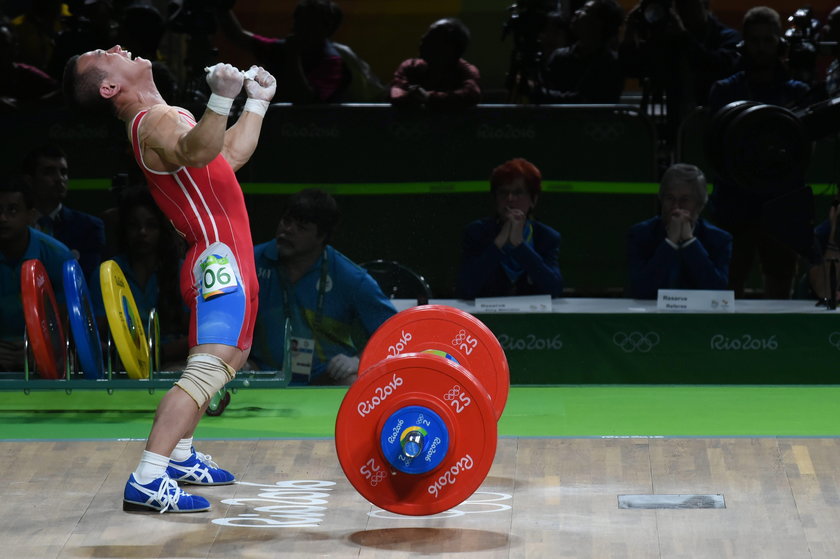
[222,65,276,171]
[143,63,245,169]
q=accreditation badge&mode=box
[290,336,315,378]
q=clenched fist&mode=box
[205,63,244,98]
[243,65,277,102]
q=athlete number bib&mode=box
[194,243,242,301]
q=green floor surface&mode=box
[1,386,839,440]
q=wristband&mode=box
[206,93,234,116]
[244,98,270,117]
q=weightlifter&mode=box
[63,46,276,512]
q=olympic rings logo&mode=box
[829,332,840,350]
[612,331,660,353]
[452,329,478,355]
[360,458,388,487]
[584,122,623,143]
[443,386,461,402]
[452,330,468,345]
[368,470,388,486]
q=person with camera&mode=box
[532,0,625,104]
[626,163,732,299]
[706,7,811,299]
[619,0,740,141]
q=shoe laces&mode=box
[154,476,187,514]
[195,450,220,470]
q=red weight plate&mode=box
[359,305,509,420]
[335,353,497,516]
[20,259,66,379]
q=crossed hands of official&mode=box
[205,63,276,102]
[495,207,528,249]
[665,209,695,245]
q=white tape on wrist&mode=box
[207,93,235,116]
[244,98,270,117]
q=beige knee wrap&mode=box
[175,353,236,408]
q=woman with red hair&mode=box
[456,158,564,299]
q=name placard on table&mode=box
[656,289,735,312]
[475,294,553,313]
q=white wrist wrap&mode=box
[206,93,235,116]
[244,98,270,117]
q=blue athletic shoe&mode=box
[167,448,235,485]
[123,473,210,513]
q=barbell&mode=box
[334,305,510,516]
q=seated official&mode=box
[250,189,396,385]
[0,177,74,371]
[627,163,732,299]
[456,158,564,299]
[22,143,105,280]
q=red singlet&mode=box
[129,108,258,350]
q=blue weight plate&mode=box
[63,259,104,378]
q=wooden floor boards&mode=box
[3,438,840,558]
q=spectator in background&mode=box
[539,10,572,57]
[620,0,740,141]
[707,6,811,299]
[534,0,625,104]
[117,2,165,63]
[456,158,564,299]
[627,163,732,299]
[389,17,481,110]
[88,187,189,370]
[47,0,118,79]
[819,5,840,98]
[22,144,105,281]
[9,0,65,72]
[250,189,396,386]
[117,3,178,104]
[216,0,385,103]
[0,16,59,112]
[0,177,73,371]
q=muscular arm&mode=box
[221,110,264,171]
[222,66,276,171]
[140,104,229,170]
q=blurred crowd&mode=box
[2,0,840,379]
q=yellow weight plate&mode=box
[100,260,150,379]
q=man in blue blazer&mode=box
[23,144,105,280]
[627,163,732,299]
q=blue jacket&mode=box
[250,241,396,384]
[456,217,564,299]
[47,205,105,281]
[0,228,74,340]
[627,216,732,299]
